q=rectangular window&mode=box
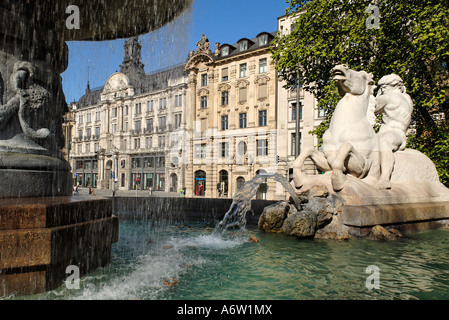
[78,129,83,140]
[132,158,141,168]
[86,113,91,123]
[134,138,140,149]
[112,107,117,118]
[135,120,141,133]
[147,100,153,112]
[240,63,247,78]
[221,68,228,82]
[259,58,267,73]
[158,136,165,148]
[257,139,268,156]
[86,128,91,139]
[112,123,117,133]
[239,87,247,103]
[318,106,326,118]
[259,34,268,46]
[201,74,208,87]
[147,118,153,132]
[174,113,182,129]
[220,142,229,158]
[259,110,267,126]
[135,103,141,114]
[292,103,303,121]
[144,157,154,168]
[78,115,83,124]
[239,113,247,128]
[221,46,229,57]
[156,156,165,168]
[221,91,229,106]
[221,115,228,130]
[200,96,207,109]
[258,83,267,99]
[159,116,166,130]
[170,133,178,147]
[239,41,247,51]
[95,126,100,138]
[174,94,182,107]
[95,111,101,121]
[194,144,207,159]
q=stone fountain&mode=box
[0,0,192,297]
[259,65,449,240]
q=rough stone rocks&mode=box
[281,211,317,238]
[368,225,402,240]
[258,201,291,233]
[314,214,351,240]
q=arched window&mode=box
[218,170,229,197]
[194,170,206,196]
[255,169,267,200]
[170,173,178,192]
[236,177,245,191]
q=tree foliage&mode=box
[271,0,449,185]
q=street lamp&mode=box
[295,72,301,159]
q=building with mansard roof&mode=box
[67,37,188,192]
[66,18,323,199]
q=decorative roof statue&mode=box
[196,33,212,54]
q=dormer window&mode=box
[239,40,247,51]
[259,34,268,46]
[221,46,229,57]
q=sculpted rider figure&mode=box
[374,74,414,189]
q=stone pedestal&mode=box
[291,171,449,239]
[0,196,118,297]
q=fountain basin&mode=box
[7,219,449,300]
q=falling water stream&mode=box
[215,173,300,233]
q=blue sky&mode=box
[61,0,288,103]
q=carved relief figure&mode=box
[374,74,414,189]
[0,61,55,148]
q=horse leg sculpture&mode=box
[293,148,331,188]
[329,142,367,191]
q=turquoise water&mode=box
[10,220,449,300]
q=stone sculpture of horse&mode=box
[293,64,379,191]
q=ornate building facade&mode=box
[183,31,284,199]
[68,37,188,192]
[67,17,324,199]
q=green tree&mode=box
[271,0,449,184]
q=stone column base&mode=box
[0,153,73,198]
[0,196,119,297]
